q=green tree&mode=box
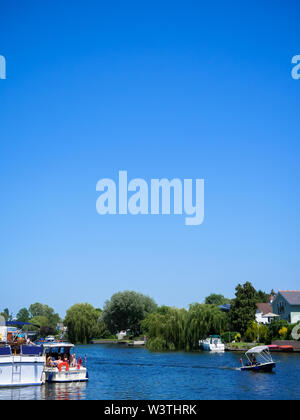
[16,308,30,323]
[245,321,268,343]
[102,291,157,336]
[64,303,106,344]
[254,290,270,303]
[185,304,228,350]
[29,303,60,327]
[1,308,12,322]
[142,304,228,352]
[205,294,231,306]
[229,282,257,335]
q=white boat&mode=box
[42,342,88,383]
[199,335,225,352]
[0,326,45,387]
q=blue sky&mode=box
[1,0,300,317]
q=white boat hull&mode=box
[201,342,225,352]
[43,366,88,383]
[0,356,45,387]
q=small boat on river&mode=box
[42,342,88,383]
[239,346,276,372]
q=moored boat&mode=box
[42,342,88,383]
[239,346,276,372]
[199,335,225,352]
[0,326,45,387]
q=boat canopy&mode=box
[246,345,269,355]
[42,342,74,349]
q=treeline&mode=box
[0,303,61,338]
[2,284,298,349]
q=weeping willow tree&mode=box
[141,304,228,352]
[64,303,109,344]
[185,304,229,350]
[141,306,188,351]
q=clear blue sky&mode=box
[1,0,300,317]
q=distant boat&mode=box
[239,346,276,372]
[199,335,225,352]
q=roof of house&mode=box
[257,303,272,315]
[278,291,300,306]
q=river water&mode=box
[0,344,299,400]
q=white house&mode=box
[256,303,278,325]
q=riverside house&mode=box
[272,291,300,324]
[256,303,278,325]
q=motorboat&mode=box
[42,342,88,383]
[0,326,45,387]
[199,335,225,352]
[239,346,276,372]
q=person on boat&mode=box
[17,331,26,345]
[47,356,55,367]
[251,355,258,366]
[54,356,63,368]
[26,338,36,346]
[70,354,77,368]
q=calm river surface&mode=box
[0,344,299,400]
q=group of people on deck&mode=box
[47,353,82,369]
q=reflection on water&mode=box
[0,383,87,401]
[0,345,299,400]
[42,382,87,400]
[0,386,43,401]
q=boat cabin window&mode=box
[45,346,72,361]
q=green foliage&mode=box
[254,290,270,304]
[102,291,157,336]
[0,308,12,322]
[142,304,228,352]
[245,321,268,343]
[229,282,257,335]
[29,303,61,327]
[221,331,240,343]
[268,319,289,341]
[16,308,30,323]
[28,316,51,334]
[40,326,56,338]
[205,294,231,306]
[64,303,108,344]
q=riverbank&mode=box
[91,339,145,347]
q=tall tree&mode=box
[64,303,107,344]
[102,291,157,336]
[29,303,60,327]
[229,282,257,335]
